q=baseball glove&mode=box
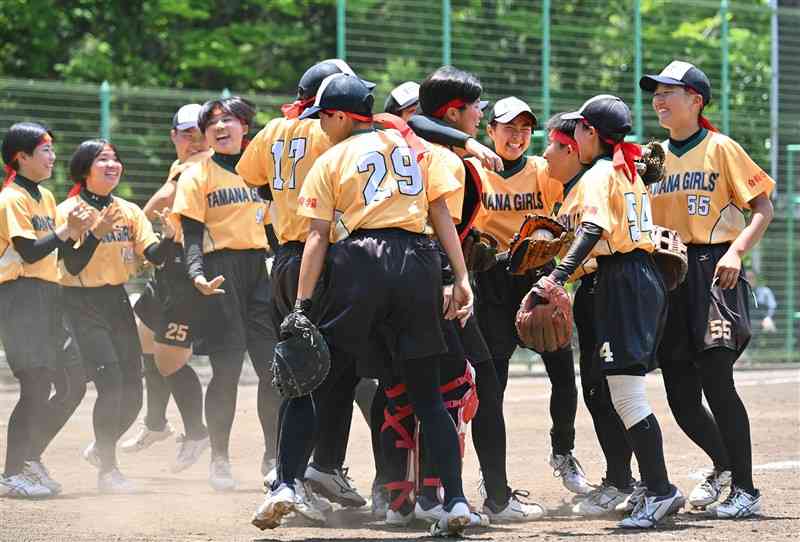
[515,276,573,353]
[462,229,499,272]
[272,308,331,399]
[507,215,572,275]
[636,141,666,185]
[650,225,688,291]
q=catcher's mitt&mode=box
[462,229,499,272]
[272,311,330,399]
[508,215,572,275]
[650,226,688,291]
[636,141,666,185]
[515,276,573,353]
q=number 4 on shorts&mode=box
[599,341,614,363]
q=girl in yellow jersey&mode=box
[528,95,681,528]
[469,97,590,497]
[640,61,774,518]
[172,96,274,492]
[0,123,93,498]
[59,140,174,493]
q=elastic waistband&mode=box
[596,248,650,264]
[687,242,731,252]
[349,227,426,240]
[277,241,305,254]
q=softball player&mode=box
[253,72,479,537]
[0,123,93,498]
[125,103,212,473]
[532,95,682,528]
[171,96,278,492]
[384,81,420,120]
[640,61,774,518]
[61,139,174,493]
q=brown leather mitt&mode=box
[636,141,666,185]
[507,215,572,275]
[462,229,499,272]
[650,225,688,291]
[515,276,573,353]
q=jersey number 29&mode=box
[624,192,653,242]
[358,147,423,206]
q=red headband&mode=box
[549,129,577,151]
[684,88,718,133]
[373,113,427,163]
[599,135,641,183]
[2,134,53,188]
[281,97,316,119]
[323,109,373,123]
[432,98,467,119]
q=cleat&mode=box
[24,461,62,495]
[431,500,472,537]
[414,495,444,523]
[469,511,491,527]
[172,435,210,473]
[550,453,593,495]
[98,468,137,494]
[0,473,52,498]
[616,484,646,514]
[711,486,761,519]
[370,479,390,518]
[120,422,173,453]
[689,469,731,509]
[304,463,366,507]
[263,466,277,493]
[572,479,632,516]
[386,507,415,526]
[483,489,544,522]
[209,457,236,492]
[294,479,331,521]
[619,485,683,529]
[252,483,295,530]
[82,442,101,469]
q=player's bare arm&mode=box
[428,196,473,325]
[143,180,177,221]
[295,218,331,303]
[715,193,773,289]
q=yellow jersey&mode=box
[553,170,597,281]
[429,143,465,222]
[649,129,775,244]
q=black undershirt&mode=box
[669,128,703,150]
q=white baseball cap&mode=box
[490,97,537,126]
[172,103,202,131]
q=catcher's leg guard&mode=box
[380,381,417,512]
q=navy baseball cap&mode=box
[639,61,712,105]
[299,74,374,120]
[562,95,632,139]
[297,59,376,101]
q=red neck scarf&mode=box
[374,113,427,162]
[600,136,642,183]
[281,97,315,119]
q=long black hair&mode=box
[68,139,123,197]
[1,122,53,186]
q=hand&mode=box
[448,277,474,327]
[762,316,776,333]
[154,209,176,239]
[442,284,455,320]
[192,275,225,295]
[91,203,123,239]
[65,203,94,239]
[465,138,503,172]
[713,248,742,290]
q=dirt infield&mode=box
[1,367,798,541]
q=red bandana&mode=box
[281,97,316,119]
[374,113,427,162]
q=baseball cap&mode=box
[299,74,374,120]
[172,103,202,131]
[297,59,376,101]
[639,60,712,105]
[489,96,537,126]
[384,81,420,113]
[562,95,632,139]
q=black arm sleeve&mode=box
[550,222,603,285]
[181,216,205,280]
[12,234,65,264]
[61,234,101,276]
[407,115,470,148]
[142,237,175,266]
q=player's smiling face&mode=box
[543,139,575,183]
[172,127,209,162]
[205,107,247,155]
[652,83,701,130]
[86,145,122,195]
[448,99,483,137]
[487,115,532,161]
[18,140,56,182]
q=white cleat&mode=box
[550,453,593,495]
[82,442,101,469]
[0,473,52,498]
[24,461,62,495]
[619,485,683,529]
[263,466,277,493]
[689,469,731,509]
[711,486,762,519]
[294,479,330,522]
[98,468,137,494]
[252,483,296,530]
[483,489,544,522]
[120,422,174,453]
[304,464,366,507]
[208,457,236,492]
[172,435,210,473]
[572,480,632,516]
[386,507,415,526]
[431,500,472,537]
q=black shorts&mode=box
[270,241,327,330]
[659,243,752,362]
[594,250,667,374]
[62,285,142,379]
[0,278,62,377]
[134,248,206,349]
[193,249,276,354]
[319,229,447,375]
